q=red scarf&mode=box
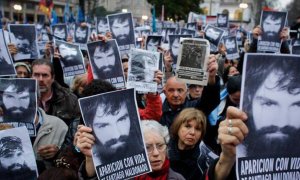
[135,158,170,180]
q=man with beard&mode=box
[90,41,123,80]
[261,13,285,42]
[57,43,81,67]
[0,136,36,179]
[109,14,134,46]
[0,79,35,123]
[146,36,161,52]
[169,37,180,64]
[97,17,108,35]
[241,54,300,157]
[0,45,15,76]
[74,26,88,44]
[82,93,143,165]
[53,25,67,41]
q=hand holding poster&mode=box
[204,25,225,52]
[237,53,300,180]
[9,24,40,61]
[127,48,160,93]
[175,38,210,86]
[79,89,151,179]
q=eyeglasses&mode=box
[146,143,167,154]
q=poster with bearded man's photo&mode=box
[79,88,151,180]
[257,11,287,53]
[0,78,37,136]
[236,53,300,180]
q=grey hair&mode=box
[141,120,170,144]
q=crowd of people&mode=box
[0,9,300,180]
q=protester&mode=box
[160,55,220,129]
[31,59,80,125]
[168,108,210,179]
[14,62,31,78]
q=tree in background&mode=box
[147,0,204,22]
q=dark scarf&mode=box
[134,158,170,180]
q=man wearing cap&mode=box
[0,136,36,179]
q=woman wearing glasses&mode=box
[136,120,185,179]
[76,120,185,179]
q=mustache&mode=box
[6,107,27,113]
[8,163,25,171]
[256,125,297,135]
[104,135,128,147]
[98,65,114,72]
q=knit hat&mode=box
[14,62,31,74]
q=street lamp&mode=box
[239,3,248,9]
[122,9,128,13]
[142,15,148,20]
[13,4,22,11]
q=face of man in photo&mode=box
[58,44,78,61]
[0,149,27,171]
[206,28,220,41]
[98,20,108,35]
[2,85,30,121]
[93,103,130,154]
[54,27,66,39]
[75,27,87,42]
[147,39,158,52]
[263,15,282,37]
[225,39,235,51]
[15,36,30,55]
[111,18,130,44]
[171,38,180,58]
[218,15,227,25]
[248,70,300,155]
[93,45,116,75]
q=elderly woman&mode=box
[76,120,185,179]
[168,108,216,180]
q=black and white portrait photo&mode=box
[0,126,38,180]
[9,24,40,61]
[127,48,160,93]
[74,24,89,44]
[140,29,151,37]
[204,25,225,52]
[51,24,68,41]
[37,27,50,58]
[162,27,176,43]
[79,89,150,179]
[292,45,300,55]
[176,38,209,86]
[145,35,162,52]
[96,16,109,35]
[0,29,15,76]
[257,11,287,52]
[55,40,85,77]
[87,39,125,88]
[180,28,196,37]
[217,14,229,28]
[107,13,135,53]
[169,34,192,65]
[223,36,239,60]
[186,22,197,31]
[237,53,300,179]
[0,78,37,136]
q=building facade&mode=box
[1,0,79,23]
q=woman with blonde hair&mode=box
[169,108,216,180]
